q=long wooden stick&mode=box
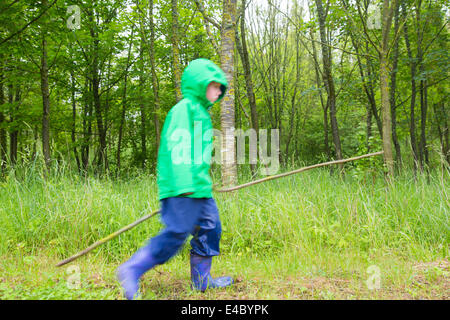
[214,151,384,192]
[55,150,383,267]
[56,209,160,267]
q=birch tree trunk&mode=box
[220,0,237,186]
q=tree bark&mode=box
[171,0,182,103]
[390,0,401,169]
[285,31,301,163]
[139,35,147,169]
[220,0,237,186]
[310,27,330,160]
[235,0,258,174]
[87,6,107,172]
[149,0,161,154]
[433,100,449,166]
[81,77,93,172]
[0,59,6,172]
[117,30,134,172]
[315,0,343,164]
[367,105,372,152]
[402,2,419,174]
[8,85,18,166]
[416,0,428,171]
[237,0,258,134]
[380,0,396,177]
[70,71,80,172]
[40,0,51,169]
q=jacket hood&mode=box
[181,58,228,109]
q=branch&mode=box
[215,151,384,192]
[0,0,58,46]
[48,39,64,72]
[99,51,138,97]
[269,1,378,59]
[1,0,21,12]
[193,0,221,29]
[193,0,220,55]
[423,19,449,55]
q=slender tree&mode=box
[0,58,6,171]
[149,0,161,153]
[172,0,182,103]
[220,0,238,186]
[379,0,397,177]
[314,0,343,164]
[390,0,401,169]
[40,0,51,169]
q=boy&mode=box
[117,58,234,300]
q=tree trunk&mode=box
[81,77,92,172]
[310,27,330,160]
[433,100,449,166]
[41,0,51,169]
[149,0,161,154]
[390,0,401,169]
[8,85,18,166]
[402,2,419,174]
[285,31,300,163]
[315,0,343,164]
[416,0,428,171]
[87,6,107,172]
[236,0,258,174]
[380,0,396,177]
[70,71,80,172]
[139,35,147,169]
[367,105,372,152]
[365,50,383,137]
[343,0,383,140]
[237,0,258,133]
[117,31,133,172]
[0,59,6,172]
[171,0,182,103]
[116,77,127,172]
[220,0,237,186]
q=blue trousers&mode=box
[147,197,222,266]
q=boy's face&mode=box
[206,81,223,103]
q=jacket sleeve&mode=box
[162,104,195,195]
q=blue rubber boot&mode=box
[190,253,233,292]
[117,245,158,300]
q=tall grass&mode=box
[0,160,448,271]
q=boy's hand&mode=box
[179,192,194,196]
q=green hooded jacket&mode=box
[156,59,227,200]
